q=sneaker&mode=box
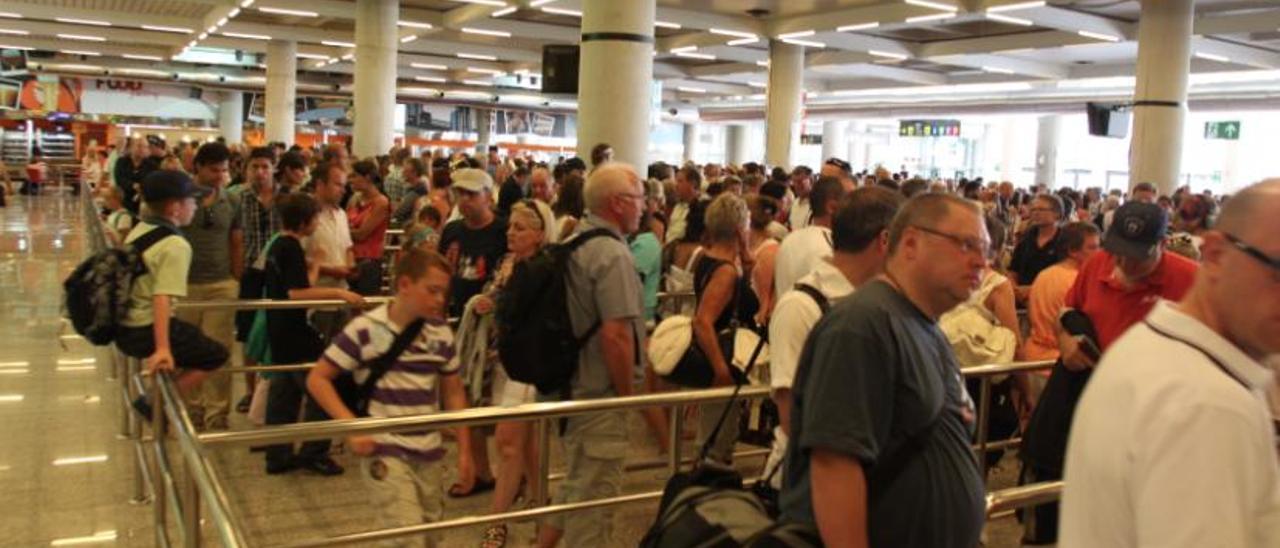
[299,456,344,476]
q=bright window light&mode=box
[257,6,319,17]
[52,455,108,466]
[50,530,117,547]
[0,394,22,403]
[56,17,111,27]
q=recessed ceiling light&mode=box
[670,45,698,54]
[677,86,707,93]
[710,28,757,39]
[1194,51,1231,63]
[461,27,512,38]
[296,52,329,59]
[198,32,208,40]
[411,62,449,70]
[491,6,517,17]
[398,21,434,29]
[837,22,880,32]
[529,0,556,6]
[224,32,272,40]
[56,17,111,27]
[0,394,22,403]
[676,52,717,60]
[50,530,117,547]
[747,82,767,88]
[229,8,241,17]
[904,0,958,11]
[462,79,494,86]
[321,40,355,47]
[457,52,497,61]
[541,7,583,17]
[982,65,1015,74]
[52,454,108,466]
[868,49,909,60]
[0,12,20,19]
[57,34,107,42]
[987,1,1046,13]
[0,29,27,36]
[727,38,759,46]
[122,54,164,61]
[905,13,956,23]
[777,30,816,40]
[1077,30,1120,42]
[655,21,681,29]
[756,60,770,67]
[258,6,319,17]
[414,75,447,83]
[985,13,1033,26]
[141,25,193,34]
[241,0,257,7]
[782,38,825,48]
[400,35,418,43]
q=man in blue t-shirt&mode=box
[781,193,987,547]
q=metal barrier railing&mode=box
[986,480,1065,519]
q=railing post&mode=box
[127,357,148,504]
[667,404,683,475]
[533,417,552,507]
[183,465,200,548]
[117,349,131,439]
[151,376,169,545]
[976,377,992,483]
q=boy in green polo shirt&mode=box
[115,170,230,417]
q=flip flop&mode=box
[447,476,495,498]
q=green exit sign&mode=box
[1205,121,1241,140]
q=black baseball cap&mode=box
[1103,201,1168,259]
[141,169,211,203]
[145,134,166,148]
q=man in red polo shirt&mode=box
[1019,201,1198,545]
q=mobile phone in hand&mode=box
[1076,335,1102,362]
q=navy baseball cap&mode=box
[140,169,211,203]
[1103,201,1168,259]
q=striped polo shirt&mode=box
[321,304,459,462]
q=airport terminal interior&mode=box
[1,0,1279,546]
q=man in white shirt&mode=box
[1060,179,1280,548]
[764,187,903,486]
[787,165,814,231]
[306,160,355,335]
[773,176,847,297]
[665,165,703,244]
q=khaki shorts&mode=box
[361,455,446,548]
[544,411,629,546]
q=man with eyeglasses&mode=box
[1009,194,1065,302]
[1060,179,1280,548]
[781,193,986,548]
[172,142,243,431]
[1020,200,1198,545]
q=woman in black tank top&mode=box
[691,194,759,386]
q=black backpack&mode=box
[63,226,176,345]
[496,227,617,395]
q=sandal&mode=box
[448,476,495,498]
[480,524,507,548]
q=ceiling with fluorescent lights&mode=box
[0,0,1277,114]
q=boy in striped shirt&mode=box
[307,248,475,546]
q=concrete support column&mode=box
[576,0,655,167]
[846,121,867,171]
[352,0,398,158]
[1129,0,1193,195]
[820,120,848,163]
[682,123,699,163]
[218,91,244,145]
[264,40,297,146]
[1035,115,1061,188]
[765,40,804,169]
[725,124,748,166]
[476,108,493,153]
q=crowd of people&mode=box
[77,132,1278,547]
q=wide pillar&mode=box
[820,120,848,163]
[476,108,493,154]
[1129,0,1193,195]
[576,0,655,167]
[1035,115,1061,188]
[264,40,297,146]
[682,123,699,163]
[218,91,244,145]
[725,124,748,166]
[765,40,804,169]
[352,0,398,158]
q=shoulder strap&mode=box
[794,283,830,314]
[564,227,618,252]
[685,246,704,270]
[360,318,427,402]
[1142,319,1249,390]
[128,225,176,254]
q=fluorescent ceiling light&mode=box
[868,49,909,60]
[904,0,958,10]
[257,6,319,17]
[57,34,107,42]
[141,25,193,34]
[676,52,716,60]
[756,60,770,67]
[1055,76,1134,89]
[467,66,505,75]
[296,52,330,59]
[987,1,1046,13]
[50,531,117,547]
[783,38,825,48]
[1078,30,1120,42]
[456,0,507,6]
[837,22,880,32]
[341,53,354,60]
[986,13,1033,26]
[677,86,706,93]
[56,17,111,27]
[414,75,447,82]
[60,51,101,57]
[529,0,556,6]
[710,28,757,39]
[457,52,497,61]
[241,0,257,7]
[398,21,433,29]
[217,17,229,26]
[906,13,955,23]
[491,6,517,17]
[311,60,327,68]
[541,7,583,17]
[727,38,759,46]
[670,45,697,54]
[0,29,27,36]
[52,455,109,466]
[122,54,164,61]
[0,394,22,403]
[982,65,1015,74]
[777,30,815,40]
[224,32,272,40]
[400,35,418,43]
[0,12,20,19]
[462,27,512,38]
[198,32,208,39]
[230,8,241,17]
[747,81,767,88]
[0,361,28,368]
[321,40,355,47]
[655,21,681,29]
[411,62,448,70]
[1194,51,1231,63]
[462,79,494,86]
[829,81,1032,98]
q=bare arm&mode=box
[599,319,636,397]
[772,388,793,436]
[229,228,245,280]
[287,286,362,304]
[692,266,737,386]
[146,294,175,373]
[440,373,475,480]
[351,196,390,241]
[811,448,870,548]
[985,279,1022,348]
[306,359,356,420]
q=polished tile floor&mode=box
[0,190,1029,547]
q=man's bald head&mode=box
[1215,178,1280,241]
